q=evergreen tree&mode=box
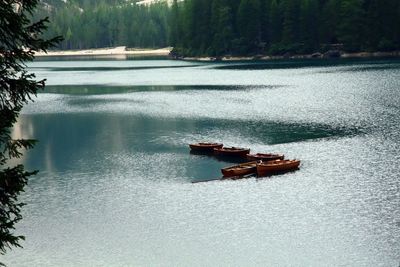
[0,0,61,262]
[211,0,234,56]
[260,0,271,47]
[269,0,283,45]
[319,0,340,45]
[282,0,301,46]
[299,0,319,52]
[168,0,180,46]
[365,0,382,50]
[237,0,261,53]
[397,1,400,48]
[337,0,365,51]
[373,0,399,51]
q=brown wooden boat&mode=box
[221,161,258,177]
[189,142,223,152]
[256,159,300,177]
[246,153,284,161]
[213,147,250,157]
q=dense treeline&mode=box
[34,1,170,49]
[170,0,400,56]
[36,0,400,55]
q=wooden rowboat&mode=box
[189,142,223,152]
[246,153,284,161]
[221,161,258,177]
[213,147,250,157]
[256,159,300,177]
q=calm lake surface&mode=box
[4,58,400,266]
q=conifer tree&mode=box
[237,0,261,52]
[282,0,300,46]
[211,0,234,55]
[0,1,60,262]
[269,0,283,45]
[169,0,180,46]
[337,0,365,51]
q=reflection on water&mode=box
[213,58,400,70]
[36,64,202,72]
[5,58,400,266]
[43,84,280,95]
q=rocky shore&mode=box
[175,50,400,62]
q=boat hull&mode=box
[257,160,300,177]
[246,153,284,161]
[221,161,258,177]
[189,143,223,152]
[214,147,250,157]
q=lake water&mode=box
[3,58,400,266]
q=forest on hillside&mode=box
[37,0,400,56]
[34,0,170,49]
[171,0,400,56]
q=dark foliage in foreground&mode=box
[0,1,61,264]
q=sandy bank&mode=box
[35,46,172,57]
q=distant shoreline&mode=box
[35,46,400,61]
[178,51,400,62]
[35,46,172,58]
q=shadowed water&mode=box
[43,84,278,94]
[213,58,400,70]
[3,58,400,266]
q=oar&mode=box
[192,174,255,184]
[191,177,225,184]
